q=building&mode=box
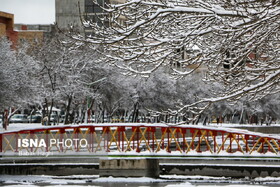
[55,0,84,32]
[14,24,56,39]
[55,0,125,36]
[0,11,49,48]
[0,11,17,46]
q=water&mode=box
[1,175,280,186]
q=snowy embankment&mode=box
[0,174,279,186]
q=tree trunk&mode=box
[47,99,54,126]
[239,108,244,124]
[64,95,72,125]
[131,102,139,123]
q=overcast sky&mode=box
[0,0,55,24]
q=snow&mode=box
[2,122,280,158]
[0,175,88,186]
[0,175,182,186]
[0,174,279,186]
[2,122,280,139]
[1,122,279,131]
[165,182,194,187]
[161,163,280,168]
[94,176,169,183]
[73,0,280,123]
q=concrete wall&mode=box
[2,157,280,178]
[0,164,99,176]
[55,0,85,32]
[55,0,124,34]
[99,159,159,178]
[160,164,280,178]
[160,157,280,178]
[232,126,280,134]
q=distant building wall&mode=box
[55,0,85,32]
[55,0,124,35]
[14,24,56,39]
[0,11,53,48]
[0,23,7,36]
[17,31,44,44]
[0,11,18,47]
[0,11,13,30]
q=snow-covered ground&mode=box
[0,122,62,133]
[0,174,278,186]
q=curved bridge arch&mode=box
[1,124,280,156]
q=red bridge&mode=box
[1,124,280,157]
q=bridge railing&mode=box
[1,124,280,156]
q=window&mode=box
[85,0,109,13]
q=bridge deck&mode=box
[1,123,280,157]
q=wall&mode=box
[55,0,85,32]
[0,23,6,36]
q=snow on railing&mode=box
[1,123,280,156]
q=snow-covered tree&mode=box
[31,33,104,124]
[85,62,139,122]
[31,34,64,123]
[75,0,280,121]
[0,38,41,128]
[0,38,40,110]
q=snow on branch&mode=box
[73,0,280,121]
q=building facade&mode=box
[55,0,85,32]
[0,11,46,48]
[0,11,17,45]
[55,0,125,35]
